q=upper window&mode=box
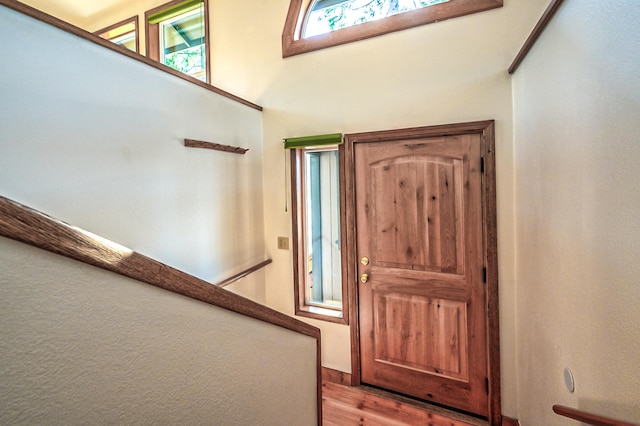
[304,0,449,38]
[96,16,139,53]
[287,134,348,324]
[282,0,503,57]
[145,0,210,83]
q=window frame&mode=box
[290,146,349,324]
[282,0,503,58]
[95,16,139,53]
[145,0,211,83]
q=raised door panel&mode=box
[373,292,468,381]
[370,156,464,274]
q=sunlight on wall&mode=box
[206,1,553,420]
[0,4,265,291]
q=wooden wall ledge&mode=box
[185,139,249,154]
[0,0,262,112]
[508,0,565,74]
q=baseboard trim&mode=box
[502,416,520,426]
[322,367,352,386]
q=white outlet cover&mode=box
[564,367,575,393]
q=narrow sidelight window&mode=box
[287,134,348,324]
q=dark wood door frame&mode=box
[343,120,501,425]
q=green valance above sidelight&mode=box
[283,133,343,149]
[147,0,203,24]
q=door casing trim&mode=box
[343,120,501,425]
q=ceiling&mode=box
[23,0,133,23]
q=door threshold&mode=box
[357,384,490,426]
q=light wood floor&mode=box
[322,380,489,426]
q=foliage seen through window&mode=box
[304,0,450,38]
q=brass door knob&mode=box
[360,273,369,283]
[360,256,369,266]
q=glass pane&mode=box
[304,0,450,38]
[97,21,137,52]
[304,149,342,309]
[110,31,137,51]
[160,6,206,81]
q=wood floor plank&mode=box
[322,381,488,426]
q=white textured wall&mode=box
[207,0,549,417]
[512,2,640,424]
[0,5,266,297]
[10,1,554,414]
[0,237,317,425]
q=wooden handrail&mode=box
[553,405,639,426]
[0,196,314,339]
[0,194,323,425]
[215,259,272,288]
[0,0,262,111]
[508,0,565,74]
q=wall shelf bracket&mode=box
[184,138,248,154]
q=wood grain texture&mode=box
[553,405,639,426]
[374,295,469,379]
[0,196,317,340]
[356,131,485,416]
[501,416,520,426]
[337,143,350,325]
[282,0,502,57]
[290,149,305,317]
[344,121,501,423]
[0,0,261,111]
[322,381,489,426]
[215,259,272,288]
[0,195,322,424]
[184,139,249,154]
[481,121,501,426]
[145,13,160,62]
[322,367,352,386]
[508,0,565,74]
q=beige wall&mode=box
[207,0,549,418]
[21,0,185,54]
[9,1,637,422]
[0,237,317,425]
[0,4,266,298]
[16,0,90,26]
[0,11,315,423]
[512,2,640,425]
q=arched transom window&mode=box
[304,0,449,38]
[282,0,502,57]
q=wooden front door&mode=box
[345,122,499,420]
